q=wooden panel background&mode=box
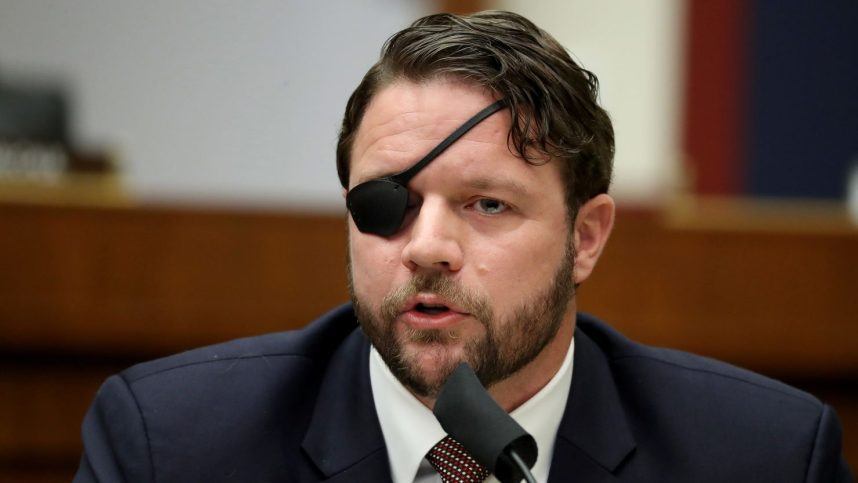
[1,200,856,480]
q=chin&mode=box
[401,342,466,391]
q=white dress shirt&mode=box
[369,336,575,483]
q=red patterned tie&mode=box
[426,436,490,483]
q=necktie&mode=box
[426,435,490,483]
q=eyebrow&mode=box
[465,177,531,197]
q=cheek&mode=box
[349,231,404,304]
[468,226,565,304]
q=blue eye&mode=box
[474,198,508,214]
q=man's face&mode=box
[347,78,575,398]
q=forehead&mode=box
[349,79,516,185]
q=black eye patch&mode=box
[346,99,506,237]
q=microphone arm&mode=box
[433,363,538,483]
[508,449,537,483]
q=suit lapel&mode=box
[548,325,636,481]
[301,327,393,482]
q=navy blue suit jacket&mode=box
[75,304,852,482]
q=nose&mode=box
[401,197,464,272]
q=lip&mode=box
[399,293,470,330]
[401,293,469,314]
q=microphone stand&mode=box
[506,450,537,483]
[433,363,538,483]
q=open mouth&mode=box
[414,303,451,315]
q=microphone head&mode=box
[433,362,537,483]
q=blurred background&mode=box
[1,0,856,480]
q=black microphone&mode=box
[433,363,538,483]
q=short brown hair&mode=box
[336,10,614,216]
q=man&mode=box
[75,11,852,482]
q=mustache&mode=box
[378,273,491,324]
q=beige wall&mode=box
[0,0,430,208]
[495,0,686,205]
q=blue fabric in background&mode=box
[747,0,858,199]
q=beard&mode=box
[349,244,575,399]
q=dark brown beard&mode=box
[350,245,575,398]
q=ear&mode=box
[572,194,615,284]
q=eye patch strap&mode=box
[390,99,507,184]
[347,98,507,237]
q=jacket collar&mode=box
[301,323,392,482]
[550,319,636,478]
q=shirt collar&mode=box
[369,335,575,483]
